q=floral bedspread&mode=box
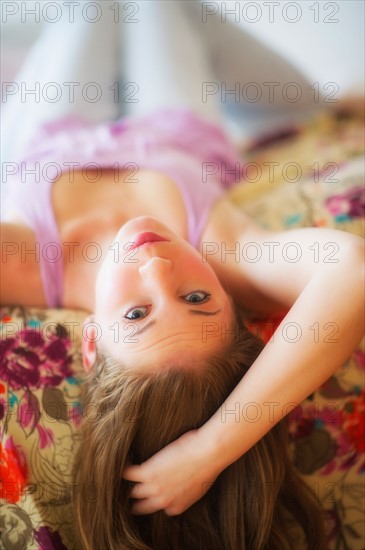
[1,111,364,549]
[1,308,86,550]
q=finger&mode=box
[130,498,162,516]
[122,464,144,482]
[129,483,153,500]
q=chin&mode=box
[121,216,164,233]
[117,217,176,242]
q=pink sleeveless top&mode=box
[3,109,242,308]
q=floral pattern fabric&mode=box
[1,308,85,550]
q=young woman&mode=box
[1,2,364,549]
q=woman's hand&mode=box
[122,429,222,516]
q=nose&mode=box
[138,257,173,286]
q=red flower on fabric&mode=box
[341,392,365,453]
[0,437,27,503]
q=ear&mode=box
[82,315,98,372]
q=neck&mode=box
[61,221,118,312]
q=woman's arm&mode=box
[0,223,46,306]
[200,227,364,470]
[123,225,364,515]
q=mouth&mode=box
[127,232,170,251]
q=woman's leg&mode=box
[120,0,223,123]
[120,0,319,138]
[1,1,119,163]
[183,1,321,137]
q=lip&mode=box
[127,232,170,251]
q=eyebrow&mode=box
[189,309,221,316]
[135,309,222,337]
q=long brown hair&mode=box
[73,310,325,549]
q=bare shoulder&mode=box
[0,223,47,307]
[200,199,288,315]
[201,197,268,246]
[200,198,364,315]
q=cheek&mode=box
[182,256,218,283]
[96,257,138,309]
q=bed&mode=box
[1,108,364,549]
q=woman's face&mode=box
[93,217,234,369]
